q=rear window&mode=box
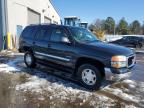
[21,26,37,39]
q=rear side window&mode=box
[35,26,52,41]
[129,37,138,41]
[21,26,37,39]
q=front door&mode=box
[47,27,75,68]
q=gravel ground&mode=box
[0,50,144,108]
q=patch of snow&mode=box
[16,72,84,95]
[16,76,47,94]
[15,70,116,107]
[138,82,144,92]
[24,99,27,101]
[123,79,137,89]
[104,87,140,103]
[38,97,45,101]
[136,50,144,54]
[0,57,23,73]
[1,50,11,53]
[123,80,136,85]
[0,64,20,73]
[1,52,144,107]
[105,35,122,42]
[125,105,137,108]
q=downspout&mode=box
[3,0,8,50]
[0,0,8,50]
[0,0,3,50]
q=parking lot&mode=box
[0,50,144,108]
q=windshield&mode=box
[122,36,129,40]
[70,27,100,43]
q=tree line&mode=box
[89,17,144,35]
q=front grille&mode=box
[128,56,135,67]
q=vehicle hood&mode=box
[87,42,134,56]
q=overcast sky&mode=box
[52,0,144,24]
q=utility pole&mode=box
[114,24,116,35]
[143,21,144,35]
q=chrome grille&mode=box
[127,55,135,68]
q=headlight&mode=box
[111,55,127,68]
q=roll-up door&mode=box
[44,17,51,23]
[28,8,40,25]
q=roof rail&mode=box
[41,23,57,25]
[29,23,57,26]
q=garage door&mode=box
[28,8,40,25]
[44,17,51,23]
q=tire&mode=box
[24,51,36,68]
[77,64,102,90]
[134,44,138,48]
[135,43,142,49]
[139,43,143,49]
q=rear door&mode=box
[129,37,135,47]
[33,25,52,60]
[127,37,137,47]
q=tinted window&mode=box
[50,28,69,42]
[35,26,51,41]
[129,37,139,41]
[22,26,37,39]
[122,36,130,41]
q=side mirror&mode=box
[62,37,71,44]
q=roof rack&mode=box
[29,23,57,26]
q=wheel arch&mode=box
[74,57,105,78]
[23,46,34,53]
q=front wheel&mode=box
[24,52,36,68]
[77,64,102,90]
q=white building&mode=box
[0,0,61,50]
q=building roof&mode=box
[64,16,78,19]
[80,22,88,24]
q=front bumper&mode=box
[105,68,132,81]
[105,54,136,81]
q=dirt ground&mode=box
[0,50,144,108]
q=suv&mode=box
[19,24,136,90]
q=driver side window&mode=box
[50,28,69,43]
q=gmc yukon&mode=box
[19,24,136,90]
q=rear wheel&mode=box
[139,43,143,48]
[24,52,36,68]
[77,64,102,90]
[135,43,143,49]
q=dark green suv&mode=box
[19,24,136,90]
